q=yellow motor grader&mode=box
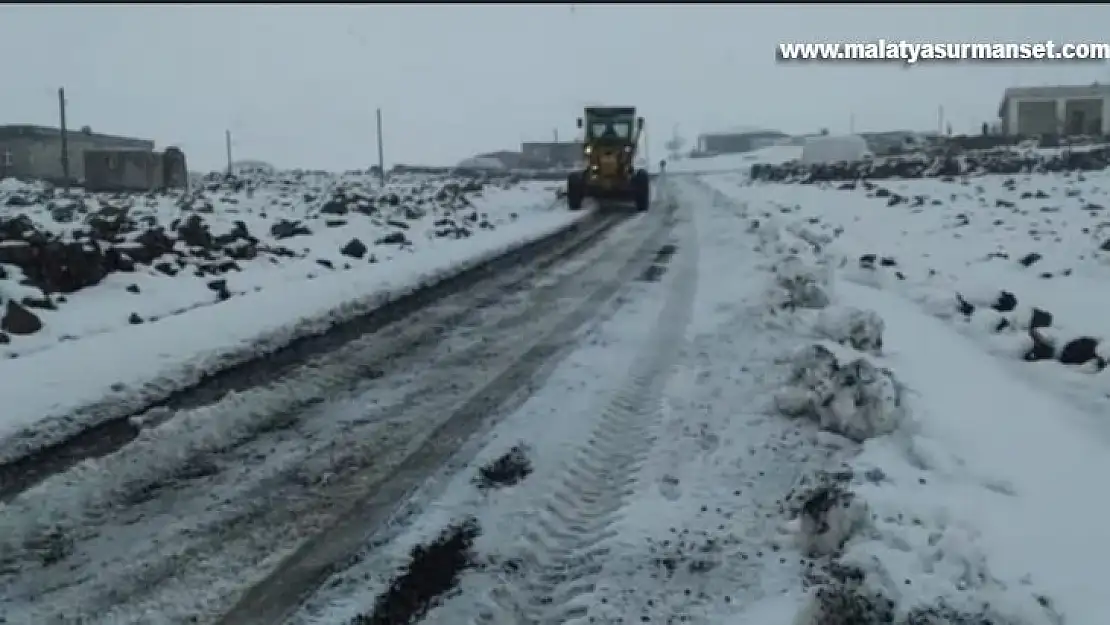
[566,106,650,212]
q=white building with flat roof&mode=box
[998,84,1110,136]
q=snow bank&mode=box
[0,172,580,461]
[713,177,1071,624]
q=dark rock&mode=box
[1,300,42,335]
[128,312,143,324]
[21,295,55,311]
[1025,329,1055,361]
[990,291,1017,313]
[474,445,533,491]
[270,219,312,240]
[1059,337,1102,368]
[954,293,974,317]
[376,231,410,246]
[1018,252,1042,267]
[1029,308,1053,329]
[340,238,368,259]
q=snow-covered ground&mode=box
[281,169,1110,625]
[695,165,1110,624]
[0,172,580,460]
[283,177,865,624]
[9,158,1104,623]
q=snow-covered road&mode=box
[284,178,860,624]
[286,170,1104,625]
[0,188,675,624]
[7,164,1102,624]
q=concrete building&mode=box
[998,84,1110,136]
[696,129,789,155]
[520,141,584,168]
[0,124,154,184]
[83,146,188,192]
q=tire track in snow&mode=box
[209,205,682,625]
[471,202,698,625]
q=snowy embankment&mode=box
[0,172,579,461]
[700,159,1110,623]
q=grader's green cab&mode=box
[566,106,650,212]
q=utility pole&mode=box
[937,105,945,135]
[58,87,70,190]
[225,129,233,176]
[375,108,385,186]
[849,112,856,134]
[553,128,559,143]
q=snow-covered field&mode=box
[0,172,580,460]
[695,161,1110,624]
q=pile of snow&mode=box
[799,134,872,166]
[703,170,1108,624]
[0,170,577,458]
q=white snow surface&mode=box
[11,165,1104,623]
[704,168,1110,624]
[0,172,579,461]
[289,177,856,624]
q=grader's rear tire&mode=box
[632,168,650,212]
[567,172,585,211]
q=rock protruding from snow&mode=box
[0,171,529,345]
[795,562,1055,625]
[790,483,869,557]
[814,307,884,354]
[776,344,906,442]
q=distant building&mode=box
[83,146,188,192]
[859,130,927,155]
[231,159,276,175]
[520,141,584,168]
[998,84,1110,136]
[695,129,789,155]
[0,124,154,184]
[456,156,509,172]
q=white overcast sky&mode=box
[1,4,1108,172]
